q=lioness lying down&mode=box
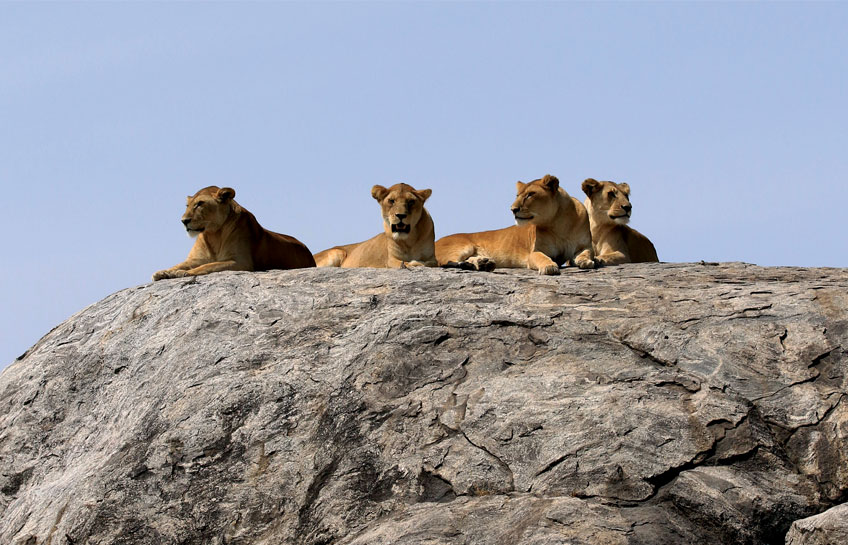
[152,186,315,280]
[582,178,658,265]
[435,175,595,275]
[313,183,437,268]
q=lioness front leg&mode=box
[182,260,248,276]
[573,249,596,269]
[152,268,189,281]
[528,251,560,275]
[389,257,413,269]
[152,261,197,281]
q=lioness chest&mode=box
[534,235,582,265]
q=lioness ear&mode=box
[516,181,526,194]
[582,178,601,197]
[541,174,559,193]
[416,188,432,202]
[618,182,631,196]
[371,185,389,202]
[216,187,235,202]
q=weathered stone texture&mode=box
[0,263,846,544]
[786,503,848,545]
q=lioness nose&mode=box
[623,204,632,213]
[395,213,407,220]
[182,218,191,226]
[510,207,520,214]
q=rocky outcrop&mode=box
[0,263,846,545]
[786,503,848,545]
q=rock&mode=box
[0,262,846,545]
[786,503,848,545]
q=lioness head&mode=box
[581,179,632,225]
[181,186,236,237]
[511,174,561,226]
[372,183,432,240]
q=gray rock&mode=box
[786,503,848,545]
[0,262,846,545]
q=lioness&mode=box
[581,178,658,265]
[313,183,437,268]
[435,174,595,275]
[152,186,315,280]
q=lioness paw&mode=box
[468,256,496,272]
[153,269,190,280]
[539,263,561,275]
[476,258,496,272]
[576,257,596,270]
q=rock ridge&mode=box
[0,262,846,544]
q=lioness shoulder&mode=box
[581,178,658,265]
[435,175,595,275]
[152,186,315,280]
[313,183,437,268]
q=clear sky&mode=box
[2,2,847,370]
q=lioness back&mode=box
[582,178,658,265]
[621,227,658,263]
[152,186,314,281]
[436,175,595,275]
[314,183,436,268]
[339,233,389,268]
[252,219,316,270]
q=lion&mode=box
[313,183,437,268]
[435,174,595,275]
[152,186,315,280]
[581,178,658,265]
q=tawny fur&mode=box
[152,186,315,280]
[581,178,658,266]
[313,183,437,268]
[435,175,595,275]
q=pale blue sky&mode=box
[2,2,847,369]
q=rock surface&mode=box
[785,502,848,545]
[0,263,846,545]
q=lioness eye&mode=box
[388,199,395,205]
[407,200,415,207]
